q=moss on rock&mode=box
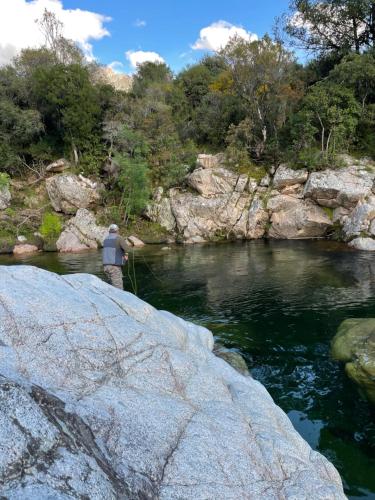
[331,318,375,404]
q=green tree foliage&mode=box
[39,212,62,240]
[221,35,303,160]
[115,154,151,220]
[285,1,375,54]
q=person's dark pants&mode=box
[103,265,123,290]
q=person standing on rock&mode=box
[102,224,129,290]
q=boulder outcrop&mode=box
[56,209,107,253]
[144,155,375,250]
[46,174,101,214]
[196,153,225,169]
[273,165,308,189]
[45,158,70,173]
[0,266,345,499]
[268,197,332,239]
[0,185,11,210]
[332,318,375,405]
[303,166,375,209]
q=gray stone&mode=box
[273,165,308,189]
[0,266,345,499]
[348,237,375,251]
[342,197,375,241]
[56,209,107,253]
[196,153,225,169]
[187,167,241,197]
[0,185,11,210]
[46,175,101,214]
[269,200,332,239]
[45,158,70,173]
[145,197,176,232]
[127,235,145,247]
[303,166,375,209]
[247,196,269,239]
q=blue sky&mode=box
[0,0,291,73]
[62,0,291,73]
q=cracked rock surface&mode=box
[0,266,345,499]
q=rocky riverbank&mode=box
[146,153,375,249]
[0,265,346,499]
[2,154,375,255]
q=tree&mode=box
[115,154,151,220]
[221,35,302,159]
[132,62,172,98]
[285,0,375,54]
[30,63,102,159]
[293,81,361,161]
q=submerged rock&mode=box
[56,209,107,253]
[332,319,375,405]
[348,237,375,251]
[46,174,101,214]
[0,266,345,499]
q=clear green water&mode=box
[1,240,374,498]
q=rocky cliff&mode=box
[0,266,345,499]
[146,155,375,249]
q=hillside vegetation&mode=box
[1,2,375,229]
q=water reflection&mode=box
[1,240,374,498]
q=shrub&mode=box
[39,212,62,240]
[0,172,10,190]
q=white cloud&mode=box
[125,50,165,70]
[134,19,146,28]
[0,0,111,65]
[192,20,258,52]
[108,61,125,73]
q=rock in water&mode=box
[332,319,375,404]
[56,208,107,253]
[0,266,345,499]
[13,244,39,255]
[46,174,101,214]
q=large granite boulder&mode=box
[196,153,225,169]
[56,208,107,253]
[145,188,176,232]
[46,174,101,214]
[0,185,11,210]
[342,196,375,241]
[303,166,375,209]
[0,266,345,499]
[332,319,375,405]
[268,197,332,239]
[187,167,252,198]
[170,189,253,243]
[273,165,308,189]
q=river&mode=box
[1,240,374,499]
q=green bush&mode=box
[0,172,10,189]
[39,212,62,240]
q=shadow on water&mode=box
[1,239,375,499]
